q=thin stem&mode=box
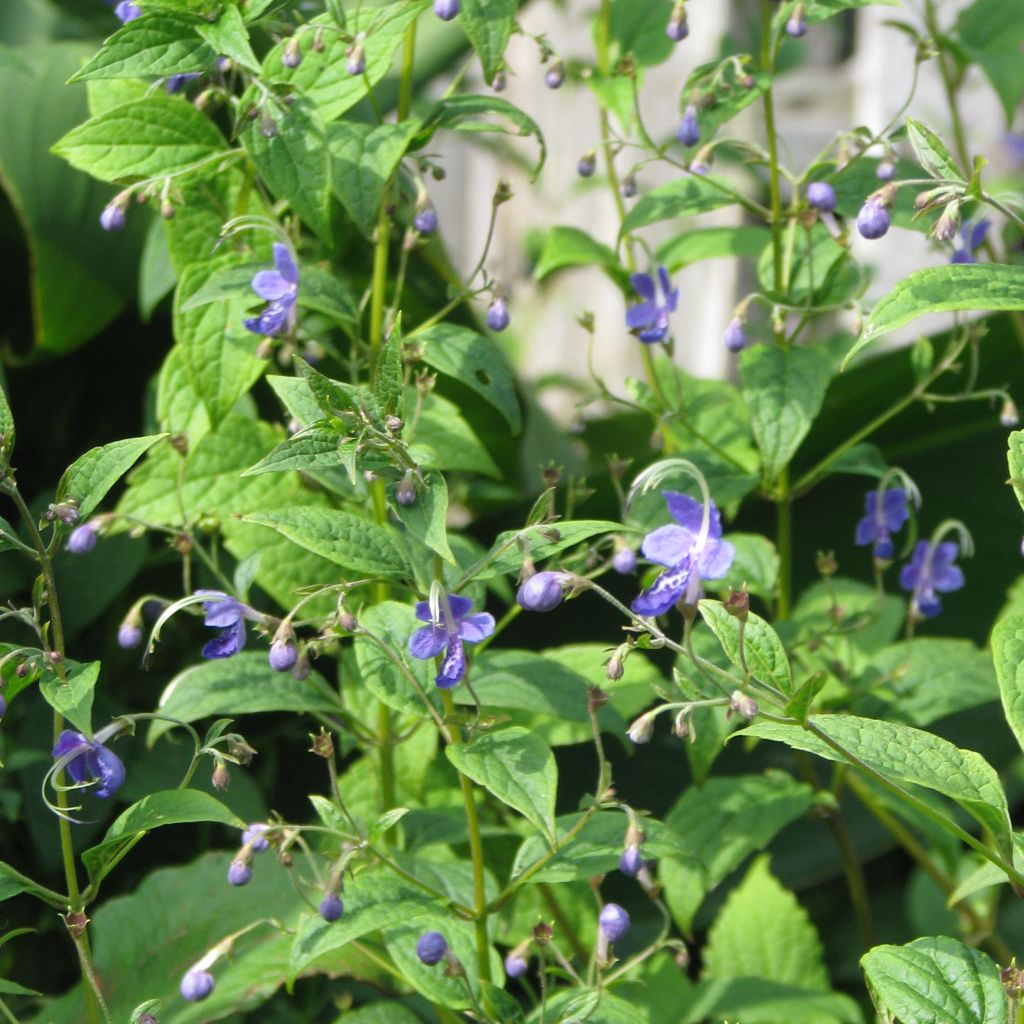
[397,21,417,122]
[776,469,792,619]
[760,1,785,341]
[0,999,21,1024]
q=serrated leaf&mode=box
[0,386,14,456]
[295,265,360,333]
[411,393,501,479]
[1008,430,1024,511]
[957,0,1024,122]
[69,13,215,82]
[52,96,226,183]
[459,0,516,84]
[242,507,410,579]
[417,323,521,433]
[148,652,339,745]
[39,661,99,737]
[862,936,1008,1024]
[992,614,1024,757]
[534,225,627,286]
[741,715,1014,860]
[328,119,418,238]
[847,265,1024,365]
[243,94,331,244]
[243,425,344,476]
[740,343,832,482]
[446,727,557,843]
[389,471,454,564]
[620,175,738,236]
[374,319,404,417]
[682,978,863,1024]
[430,94,545,175]
[82,789,244,882]
[179,262,260,309]
[196,5,259,72]
[472,520,622,582]
[699,599,794,696]
[57,434,164,519]
[703,855,829,990]
[905,117,963,182]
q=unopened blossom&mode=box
[180,968,215,1002]
[900,541,964,618]
[516,572,567,612]
[244,243,299,337]
[52,730,125,799]
[408,594,495,688]
[626,267,679,344]
[416,931,448,965]
[677,105,700,147]
[320,893,344,922]
[113,0,141,22]
[857,196,891,239]
[854,487,909,559]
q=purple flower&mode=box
[854,488,909,559]
[517,572,566,612]
[197,590,250,659]
[52,730,125,799]
[244,243,299,337]
[114,0,141,22]
[165,72,200,93]
[677,105,700,147]
[857,197,890,240]
[723,316,746,353]
[876,159,897,181]
[900,541,964,618]
[505,953,528,978]
[118,623,142,649]
[598,903,630,942]
[100,202,126,232]
[613,547,637,574]
[320,893,344,921]
[0,695,6,718]
[950,219,990,264]
[408,595,495,688]
[269,640,297,672]
[619,845,643,876]
[227,859,251,886]
[242,823,270,852]
[626,267,679,344]
[416,931,448,965]
[180,968,215,1002]
[434,0,460,19]
[487,297,510,332]
[632,493,735,616]
[414,207,438,234]
[807,182,836,213]
[67,521,99,555]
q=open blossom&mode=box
[197,590,252,659]
[632,492,735,617]
[900,541,964,618]
[626,267,679,344]
[52,730,125,799]
[408,594,494,688]
[244,243,299,337]
[950,219,990,264]
[854,487,909,559]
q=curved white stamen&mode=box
[626,458,713,549]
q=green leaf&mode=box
[52,95,226,183]
[658,225,773,271]
[740,343,832,482]
[39,661,99,737]
[607,0,674,66]
[475,520,623,581]
[534,225,627,286]
[138,214,176,319]
[992,615,1024,756]
[178,261,259,310]
[241,507,411,579]
[196,4,259,72]
[243,94,331,244]
[661,772,814,932]
[431,94,545,175]
[174,258,266,425]
[905,116,964,182]
[81,789,243,882]
[243,425,344,476]
[699,599,793,696]
[328,120,419,238]
[848,265,1024,365]
[703,855,829,990]
[1,862,55,905]
[719,533,779,600]
[957,0,1024,122]
[374,318,404,418]
[1008,430,1024,512]
[620,175,738,236]
[682,978,863,1024]
[297,265,360,333]
[147,652,339,745]
[417,323,521,433]
[459,0,516,84]
[862,936,1008,1024]
[69,13,215,81]
[264,4,430,123]
[410,393,500,479]
[289,869,443,978]
[57,435,164,519]
[741,715,1014,860]
[389,471,454,564]
[0,386,13,457]
[446,726,557,843]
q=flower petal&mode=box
[436,636,465,688]
[202,596,243,628]
[630,273,655,300]
[251,270,294,301]
[53,730,88,759]
[408,624,448,660]
[625,302,657,329]
[697,537,735,580]
[881,488,909,530]
[854,515,877,546]
[641,524,693,567]
[244,302,290,337]
[273,243,300,285]
[459,612,495,644]
[203,619,247,659]
[446,595,474,621]
[414,601,434,623]
[663,492,714,534]
[631,560,692,617]
[970,219,991,251]
[92,745,126,798]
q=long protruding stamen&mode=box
[626,457,713,547]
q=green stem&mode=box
[397,21,417,122]
[0,998,21,1024]
[760,1,785,338]
[441,690,491,983]
[776,468,792,619]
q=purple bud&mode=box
[117,623,142,649]
[487,297,510,332]
[180,968,215,1002]
[876,159,897,181]
[857,197,891,240]
[517,572,565,612]
[269,640,298,672]
[786,4,807,37]
[620,174,637,198]
[319,892,344,922]
[242,824,269,852]
[598,903,631,942]
[227,859,252,886]
[504,953,528,978]
[416,931,448,965]
[578,152,596,178]
[492,70,507,92]
[0,695,6,718]
[677,105,700,147]
[414,208,438,234]
[395,475,417,506]
[619,845,643,876]
[545,61,565,90]
[806,182,836,213]
[667,3,688,40]
[67,521,99,555]
[434,0,460,19]
[282,39,302,68]
[346,43,366,76]
[114,0,141,22]
[100,203,126,232]
[612,548,636,574]
[723,316,746,353]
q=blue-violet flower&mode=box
[408,594,495,688]
[52,730,125,799]
[197,590,251,659]
[244,243,299,337]
[854,487,909,559]
[626,267,679,344]
[505,953,528,978]
[900,541,964,618]
[950,219,990,264]
[434,0,460,19]
[857,196,890,239]
[677,105,700,147]
[598,903,631,942]
[487,297,510,332]
[67,521,99,555]
[806,182,836,213]
[114,0,141,22]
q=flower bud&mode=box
[931,201,960,242]
[667,2,688,41]
[211,760,231,791]
[434,0,460,19]
[876,159,896,181]
[118,622,142,649]
[100,201,127,233]
[339,610,358,632]
[619,844,643,877]
[269,639,298,672]
[598,903,630,942]
[620,174,637,198]
[677,104,700,147]
[227,859,252,886]
[533,921,553,945]
[395,473,417,506]
[725,588,749,621]
[613,546,637,574]
[180,968,215,1002]
[310,730,335,758]
[544,60,565,89]
[67,521,99,555]
[786,3,807,37]
[259,110,277,138]
[856,196,891,240]
[723,316,746,353]
[416,931,448,965]
[1001,398,1020,428]
[346,39,366,76]
[505,952,529,978]
[816,550,838,576]
[319,892,344,922]
[492,69,507,92]
[242,823,270,852]
[605,655,624,681]
[486,297,510,332]
[517,571,565,612]
[578,151,596,178]
[414,206,438,235]
[282,37,302,68]
[806,181,836,213]
[627,712,654,744]
[728,690,758,721]
[673,709,690,739]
